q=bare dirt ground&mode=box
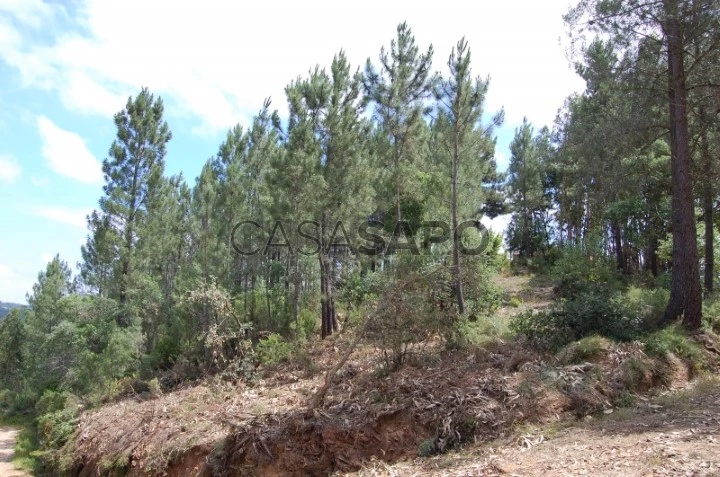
[0,427,27,477]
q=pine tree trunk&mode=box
[662,3,702,329]
[612,221,625,272]
[452,131,465,314]
[704,194,714,295]
[648,235,660,277]
[700,107,714,296]
[292,253,301,325]
[319,241,336,338]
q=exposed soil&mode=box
[65,334,691,476]
[0,427,27,477]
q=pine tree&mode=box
[277,52,376,338]
[506,119,551,260]
[85,87,172,326]
[432,38,503,313]
[364,22,434,227]
[27,254,73,333]
[80,210,117,297]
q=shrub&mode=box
[35,390,81,450]
[463,258,503,318]
[562,291,639,341]
[255,333,293,367]
[703,296,720,333]
[550,246,621,299]
[445,316,499,350]
[337,269,386,310]
[618,286,669,330]
[509,309,573,351]
[618,356,664,391]
[556,335,612,364]
[290,308,317,341]
[510,291,640,350]
[367,266,456,370]
[644,325,705,373]
[507,296,523,308]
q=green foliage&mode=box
[644,326,705,371]
[617,286,669,329]
[619,356,659,392]
[505,120,552,260]
[703,296,720,333]
[445,316,501,350]
[0,301,26,320]
[35,390,81,450]
[556,335,612,364]
[550,246,621,299]
[255,333,293,367]
[510,290,639,350]
[367,268,454,370]
[507,296,523,308]
[563,291,639,340]
[290,308,317,342]
[509,309,574,351]
[337,269,386,310]
[462,256,503,318]
[0,309,26,391]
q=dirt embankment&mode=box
[355,378,720,476]
[61,334,673,477]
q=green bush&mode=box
[550,246,621,299]
[509,309,574,351]
[507,296,523,308]
[445,316,499,350]
[255,333,293,366]
[562,291,639,341]
[510,291,640,350]
[35,390,81,450]
[11,424,44,475]
[618,286,668,329]
[368,270,452,370]
[290,308,317,341]
[703,296,720,333]
[337,269,386,310]
[644,325,705,372]
[556,335,612,364]
[462,256,503,318]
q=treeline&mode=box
[505,0,720,329]
[0,22,508,422]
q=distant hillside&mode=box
[0,301,26,319]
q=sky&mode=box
[0,0,585,304]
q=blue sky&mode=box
[0,0,583,303]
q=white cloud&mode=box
[494,150,509,172]
[36,115,103,184]
[31,205,91,229]
[482,213,512,237]
[0,0,584,135]
[0,263,32,304]
[0,154,21,183]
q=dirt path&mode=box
[0,427,26,477]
